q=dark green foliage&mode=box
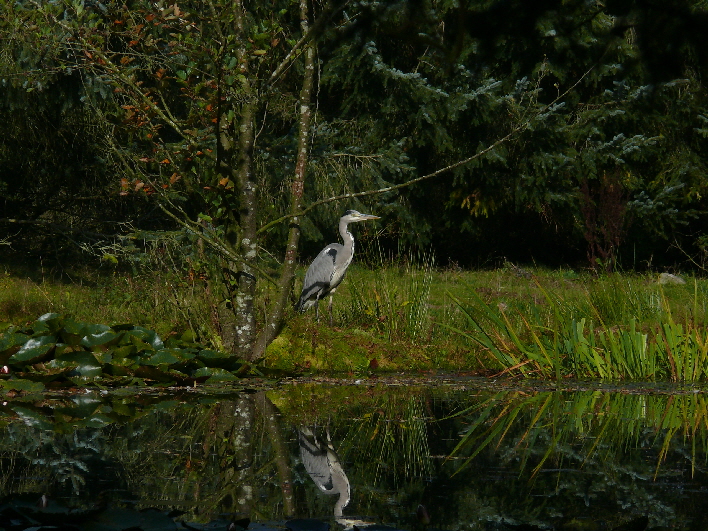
[0,313,260,390]
[1,0,708,365]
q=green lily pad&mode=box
[9,336,56,363]
[134,365,176,383]
[83,323,112,335]
[54,396,102,418]
[193,366,241,381]
[196,349,232,366]
[0,332,29,356]
[141,350,181,366]
[60,318,89,346]
[0,379,46,393]
[83,413,115,428]
[112,344,138,359]
[35,313,64,334]
[128,334,154,353]
[9,404,52,429]
[81,330,121,349]
[53,351,103,377]
[124,326,164,350]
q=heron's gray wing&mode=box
[296,244,343,310]
[298,428,335,492]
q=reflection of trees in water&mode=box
[1,386,708,529]
[105,392,294,522]
[0,425,103,497]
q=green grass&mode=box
[0,266,218,345]
[446,271,708,380]
[3,258,708,379]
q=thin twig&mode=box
[258,63,596,235]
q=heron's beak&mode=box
[358,213,380,221]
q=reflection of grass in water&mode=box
[338,394,432,487]
[449,390,708,479]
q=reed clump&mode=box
[449,275,708,381]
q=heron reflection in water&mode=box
[297,426,351,518]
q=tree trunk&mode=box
[229,0,258,359]
[252,0,316,360]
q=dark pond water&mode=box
[1,376,708,531]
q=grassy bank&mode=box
[1,260,706,379]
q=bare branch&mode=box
[257,64,596,235]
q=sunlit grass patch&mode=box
[0,268,220,348]
[447,272,708,380]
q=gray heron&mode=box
[297,426,351,518]
[295,209,380,324]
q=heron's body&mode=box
[298,427,350,517]
[296,210,379,322]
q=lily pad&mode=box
[53,351,103,377]
[141,350,181,366]
[124,326,164,350]
[81,330,121,349]
[0,332,30,357]
[194,367,241,381]
[8,404,52,429]
[9,336,56,363]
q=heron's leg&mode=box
[328,295,334,327]
[314,299,320,322]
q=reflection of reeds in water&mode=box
[338,395,432,486]
[449,390,708,479]
[448,278,708,380]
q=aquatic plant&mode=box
[344,250,435,342]
[447,278,708,381]
[0,313,262,391]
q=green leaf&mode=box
[0,332,30,355]
[52,351,103,377]
[7,404,51,428]
[9,336,56,363]
[0,379,46,394]
[35,313,64,333]
[111,344,138,359]
[193,367,241,381]
[81,330,120,349]
[141,350,180,366]
[197,349,231,365]
[83,323,112,335]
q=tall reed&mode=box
[344,250,435,342]
[448,277,708,381]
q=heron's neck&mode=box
[339,219,354,253]
[333,475,351,517]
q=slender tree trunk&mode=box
[252,0,315,359]
[231,0,258,359]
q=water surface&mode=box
[1,376,707,530]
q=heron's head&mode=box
[342,209,380,223]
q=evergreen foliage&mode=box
[2,0,708,357]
